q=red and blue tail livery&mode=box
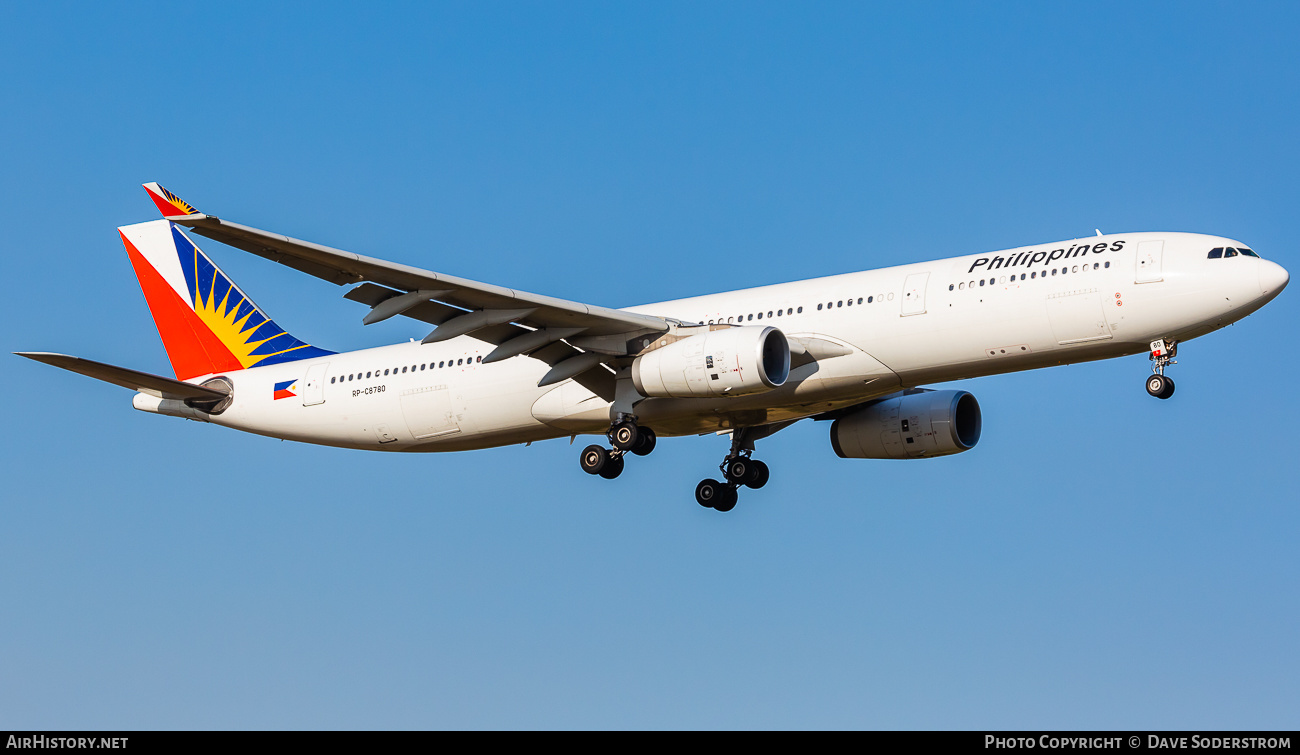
[120,217,333,381]
[142,182,199,217]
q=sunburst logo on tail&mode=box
[143,182,199,217]
[172,226,332,370]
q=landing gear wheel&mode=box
[696,479,725,508]
[598,454,625,479]
[580,444,609,475]
[723,457,758,486]
[1146,374,1175,399]
[631,426,657,456]
[714,486,738,513]
[611,421,640,452]
[747,459,769,489]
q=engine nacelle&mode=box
[631,326,790,398]
[831,390,982,459]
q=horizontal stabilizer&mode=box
[15,352,230,401]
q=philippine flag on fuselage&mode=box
[273,379,298,400]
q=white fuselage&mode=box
[152,232,1286,451]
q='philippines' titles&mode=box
[967,239,1127,274]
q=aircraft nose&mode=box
[1259,259,1289,296]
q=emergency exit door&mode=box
[901,272,929,316]
[300,362,329,406]
[1135,240,1164,283]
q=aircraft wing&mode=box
[143,183,670,401]
[145,184,669,344]
[15,352,230,402]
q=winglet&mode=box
[143,182,200,217]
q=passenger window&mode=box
[979,279,985,286]
[1020,273,1026,280]
[767,311,773,318]
[747,314,753,321]
[476,356,482,363]
[1093,263,1098,270]
[401,366,407,373]
[383,369,389,375]
[1224,248,1238,257]
[867,296,873,303]
[1072,266,1077,273]
[949,284,954,291]
[420,364,426,370]
[959,282,965,290]
[439,361,444,368]
[837,301,843,307]
[331,377,336,384]
[797,307,803,313]
[1105,261,1110,268]
[727,317,734,323]
[757,312,763,319]
[846,299,852,306]
[817,303,823,310]
[366,371,372,378]
[1051,269,1057,276]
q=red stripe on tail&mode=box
[121,231,245,380]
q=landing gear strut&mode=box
[695,424,788,513]
[1146,338,1177,400]
[579,417,656,480]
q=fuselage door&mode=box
[1135,239,1164,283]
[301,362,329,406]
[1047,291,1113,345]
[901,272,930,316]
[401,386,461,439]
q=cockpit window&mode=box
[1208,247,1223,259]
[1224,248,1239,258]
[1239,247,1260,258]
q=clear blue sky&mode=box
[2,2,1297,729]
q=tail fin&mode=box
[119,219,334,381]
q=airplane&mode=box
[16,184,1290,512]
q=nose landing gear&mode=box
[1146,339,1177,400]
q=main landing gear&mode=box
[579,417,656,480]
[695,427,772,513]
[1145,338,1177,400]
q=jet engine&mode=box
[831,389,981,459]
[631,326,790,399]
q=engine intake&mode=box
[831,390,981,459]
[632,326,790,399]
